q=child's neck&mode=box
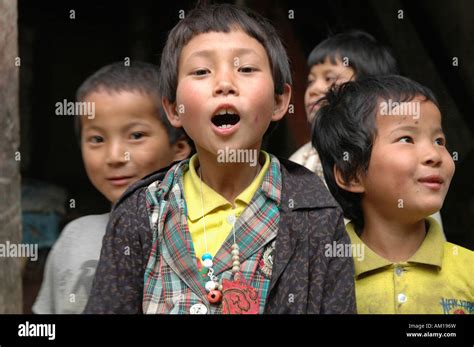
[360,211,427,263]
[195,148,263,207]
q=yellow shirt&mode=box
[183,151,270,262]
[346,218,474,314]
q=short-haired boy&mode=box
[33,62,192,313]
[85,4,356,314]
[313,75,473,314]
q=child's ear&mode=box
[271,83,292,121]
[162,96,183,128]
[171,138,192,162]
[334,165,365,193]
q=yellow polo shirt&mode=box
[183,151,270,262]
[346,218,474,314]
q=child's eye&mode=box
[435,137,446,146]
[307,79,314,86]
[326,76,337,83]
[88,135,104,144]
[191,69,209,76]
[239,66,257,73]
[130,132,145,140]
[397,136,414,143]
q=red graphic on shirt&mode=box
[222,275,260,314]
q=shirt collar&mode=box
[185,151,277,221]
[346,217,444,278]
[407,217,444,268]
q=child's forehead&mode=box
[374,97,442,132]
[81,89,160,120]
[84,88,159,104]
[308,57,350,73]
[182,28,267,57]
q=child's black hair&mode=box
[307,30,398,78]
[312,75,439,229]
[75,61,191,147]
[159,3,292,141]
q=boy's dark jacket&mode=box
[85,158,356,314]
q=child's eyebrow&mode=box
[187,48,263,61]
[433,127,445,136]
[122,122,150,131]
[82,125,103,133]
[322,66,342,73]
[389,125,419,135]
[389,125,445,136]
[82,122,150,134]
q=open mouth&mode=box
[211,109,240,129]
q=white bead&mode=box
[232,260,240,267]
[232,265,240,272]
[232,244,239,250]
[218,285,223,291]
[205,281,217,292]
[232,255,239,261]
[231,249,239,256]
[202,259,213,268]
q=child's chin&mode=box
[418,206,442,221]
[105,190,125,204]
[401,202,442,223]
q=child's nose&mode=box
[308,79,328,97]
[422,143,443,167]
[106,141,128,166]
[213,70,238,96]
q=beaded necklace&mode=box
[198,163,261,305]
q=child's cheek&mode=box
[177,81,205,116]
[82,151,106,197]
[443,151,456,188]
[250,91,275,124]
[81,148,97,175]
[135,146,171,173]
[368,144,410,189]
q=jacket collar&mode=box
[278,157,339,211]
